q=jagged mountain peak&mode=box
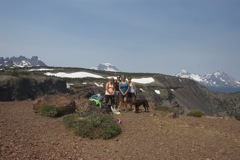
[203,70,238,87]
[101,63,112,66]
[212,70,235,81]
[91,63,120,72]
[175,69,191,76]
[175,69,203,82]
[175,69,240,93]
[0,56,47,68]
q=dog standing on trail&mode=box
[134,99,150,113]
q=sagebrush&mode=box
[38,104,61,117]
[187,110,205,117]
[155,106,172,112]
[63,112,122,140]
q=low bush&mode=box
[63,112,122,140]
[38,104,61,117]
[62,114,77,128]
[187,110,205,117]
[155,106,172,112]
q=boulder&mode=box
[75,98,106,115]
[71,83,104,99]
[33,94,76,116]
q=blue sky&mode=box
[1,0,240,79]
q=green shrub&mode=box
[187,110,205,117]
[63,114,77,128]
[66,112,121,140]
[155,106,172,112]
[160,106,170,111]
[38,104,61,117]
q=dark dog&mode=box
[134,99,150,113]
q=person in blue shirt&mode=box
[119,74,129,112]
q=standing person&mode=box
[114,75,121,112]
[128,76,137,112]
[105,77,115,113]
[119,75,129,112]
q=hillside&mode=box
[1,67,240,159]
[1,66,240,117]
[1,100,240,159]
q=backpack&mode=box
[89,94,103,108]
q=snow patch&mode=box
[66,83,74,89]
[44,72,103,78]
[155,90,161,94]
[44,71,155,84]
[220,77,226,82]
[28,68,54,71]
[235,81,240,85]
[95,83,104,87]
[139,88,145,92]
[132,77,154,84]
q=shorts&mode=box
[119,92,128,101]
[128,92,136,98]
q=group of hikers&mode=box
[104,74,137,115]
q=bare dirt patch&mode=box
[1,101,240,160]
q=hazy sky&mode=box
[1,0,240,79]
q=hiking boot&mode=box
[115,110,121,115]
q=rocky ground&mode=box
[1,100,240,160]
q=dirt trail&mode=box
[1,101,240,160]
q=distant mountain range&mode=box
[92,63,240,93]
[2,57,239,93]
[175,69,240,93]
[91,63,121,72]
[0,56,47,68]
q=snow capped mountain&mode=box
[91,63,120,72]
[202,71,239,87]
[175,69,203,82]
[175,69,240,93]
[0,56,47,68]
